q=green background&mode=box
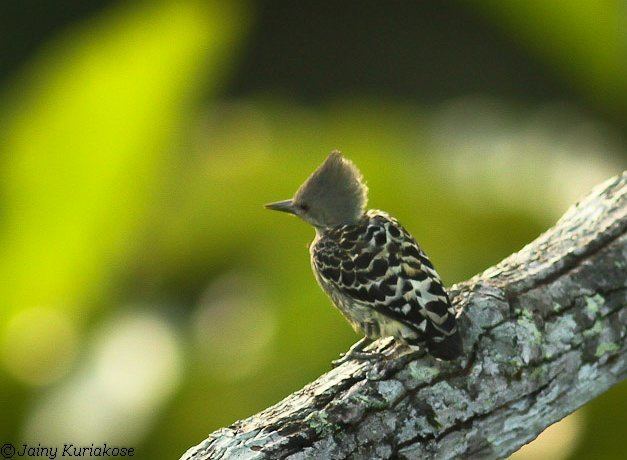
[0,1,625,459]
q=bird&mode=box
[265,151,462,364]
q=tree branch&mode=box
[182,172,627,460]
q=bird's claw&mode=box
[331,350,384,368]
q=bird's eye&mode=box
[299,203,309,212]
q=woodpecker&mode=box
[265,151,462,363]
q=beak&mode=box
[264,199,297,215]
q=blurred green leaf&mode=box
[0,0,245,318]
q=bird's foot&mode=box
[331,350,384,367]
[331,337,380,367]
[391,347,427,363]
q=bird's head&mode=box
[265,151,368,229]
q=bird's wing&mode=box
[313,216,458,340]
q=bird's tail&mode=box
[426,328,463,360]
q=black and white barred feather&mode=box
[311,209,462,359]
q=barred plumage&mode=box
[311,210,461,359]
[266,151,462,361]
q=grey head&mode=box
[265,151,368,229]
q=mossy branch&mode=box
[182,172,627,459]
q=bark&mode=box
[182,172,627,460]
